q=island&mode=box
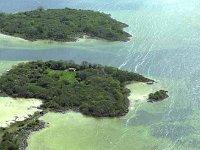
[0,60,152,117]
[0,8,131,42]
[147,90,169,102]
[0,60,154,149]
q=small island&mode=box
[147,90,169,102]
[0,8,131,42]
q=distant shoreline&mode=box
[0,8,131,43]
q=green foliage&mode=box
[46,69,76,83]
[0,112,44,150]
[0,60,151,117]
[103,66,151,83]
[0,8,131,42]
[0,139,18,150]
[148,90,169,102]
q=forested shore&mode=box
[0,60,152,117]
[0,8,131,42]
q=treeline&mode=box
[0,60,151,117]
[0,131,19,150]
[148,90,169,102]
[0,8,131,42]
[0,112,45,150]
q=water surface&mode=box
[1,0,200,149]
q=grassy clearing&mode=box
[47,69,77,83]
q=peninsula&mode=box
[0,60,152,117]
[0,60,165,149]
[0,8,131,42]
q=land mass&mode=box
[147,90,169,102]
[0,111,46,150]
[0,8,131,42]
[0,60,152,149]
[0,61,165,149]
[0,60,152,117]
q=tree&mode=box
[37,6,44,11]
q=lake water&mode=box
[1,0,200,149]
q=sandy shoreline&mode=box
[0,33,115,50]
[0,97,42,128]
[0,33,27,42]
[26,82,159,149]
[0,33,86,43]
[126,82,154,111]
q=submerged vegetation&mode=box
[0,8,131,42]
[0,60,151,117]
[148,90,169,102]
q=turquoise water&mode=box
[0,97,42,127]
[27,83,157,150]
[1,0,200,149]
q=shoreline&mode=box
[19,120,47,150]
[0,97,42,128]
[0,111,47,150]
[0,78,157,149]
[0,32,128,47]
[126,81,154,111]
[0,8,131,48]
[0,33,121,50]
[25,82,157,149]
[0,33,88,43]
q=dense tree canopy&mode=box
[0,112,45,150]
[0,8,131,42]
[0,60,151,117]
[148,90,169,102]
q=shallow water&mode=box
[0,61,42,127]
[27,83,155,150]
[0,97,42,127]
[1,0,200,149]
